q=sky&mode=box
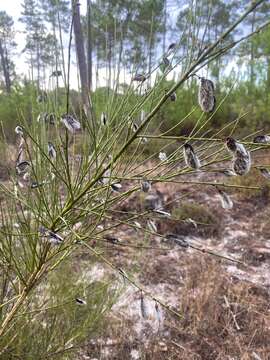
[1,0,89,89]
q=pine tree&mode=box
[0,11,16,93]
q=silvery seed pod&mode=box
[141,179,151,193]
[76,298,87,305]
[232,154,251,176]
[185,218,197,228]
[36,92,47,103]
[47,113,56,125]
[147,219,157,233]
[167,43,176,51]
[222,169,236,177]
[48,142,56,159]
[198,77,215,113]
[260,168,270,179]
[162,56,170,67]
[100,112,107,126]
[140,292,148,319]
[159,151,167,161]
[183,143,201,170]
[111,183,122,192]
[61,114,81,133]
[225,137,249,158]
[15,126,23,136]
[153,209,171,217]
[104,235,119,244]
[47,230,63,245]
[132,122,138,132]
[170,92,177,101]
[16,161,30,175]
[166,234,189,248]
[145,194,162,211]
[31,181,45,189]
[253,135,270,144]
[132,74,146,82]
[216,188,233,210]
[51,70,62,77]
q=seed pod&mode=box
[140,110,146,123]
[104,235,119,244]
[132,74,146,82]
[111,183,122,192]
[147,219,157,233]
[140,292,148,319]
[198,77,216,113]
[225,137,249,157]
[167,43,176,51]
[153,209,171,217]
[233,154,251,176]
[15,126,23,136]
[141,179,151,193]
[37,92,47,103]
[216,188,233,210]
[16,161,30,175]
[47,230,63,245]
[166,234,189,248]
[162,56,170,67]
[185,218,197,228]
[61,114,81,133]
[222,169,236,177]
[132,122,138,132]
[31,181,45,189]
[170,92,177,101]
[259,168,270,179]
[100,112,107,126]
[76,298,87,305]
[155,301,162,324]
[51,70,62,77]
[253,135,270,144]
[48,142,56,159]
[225,137,251,176]
[159,151,167,161]
[183,143,201,170]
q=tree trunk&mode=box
[72,0,91,118]
[0,39,11,93]
[87,0,92,90]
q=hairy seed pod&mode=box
[153,209,171,217]
[225,137,251,176]
[260,168,270,179]
[198,77,215,113]
[132,74,146,82]
[232,154,251,176]
[159,151,167,161]
[76,298,87,305]
[111,183,122,192]
[170,92,177,101]
[61,114,81,133]
[104,235,119,244]
[147,219,157,233]
[140,292,148,319]
[100,112,107,126]
[141,179,151,193]
[216,188,233,210]
[183,143,201,170]
[167,43,176,51]
[16,161,30,175]
[15,126,23,136]
[47,230,64,245]
[222,169,236,177]
[253,135,270,144]
[162,56,170,67]
[48,142,56,159]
